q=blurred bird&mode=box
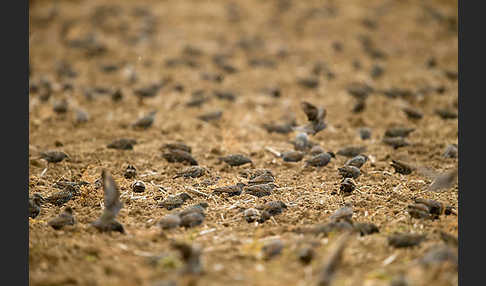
[91,170,125,233]
[132,110,157,129]
[29,193,44,219]
[39,150,69,163]
[48,207,75,230]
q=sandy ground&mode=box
[29,0,458,285]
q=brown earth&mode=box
[29,0,458,285]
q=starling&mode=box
[420,245,458,269]
[336,146,366,158]
[435,109,458,119]
[305,152,333,167]
[370,64,384,79]
[338,166,361,179]
[186,91,209,108]
[243,208,260,223]
[383,137,410,149]
[107,138,137,150]
[243,183,278,197]
[317,232,352,286]
[346,82,373,100]
[180,212,205,228]
[173,166,207,179]
[134,83,162,99]
[310,145,325,155]
[124,164,137,179]
[442,144,458,158]
[53,99,68,114]
[48,207,75,230]
[111,89,123,102]
[345,154,368,168]
[74,108,89,124]
[132,110,157,129]
[354,222,379,236]
[281,150,304,162]
[390,160,414,175]
[158,214,182,230]
[428,168,458,192]
[158,193,192,210]
[260,200,287,216]
[131,181,146,193]
[163,142,192,153]
[163,150,198,165]
[29,193,44,219]
[339,178,356,195]
[212,183,246,196]
[294,102,327,135]
[46,185,78,206]
[248,172,275,185]
[213,90,236,101]
[52,179,88,190]
[388,233,426,248]
[172,242,203,275]
[91,170,125,233]
[197,110,223,122]
[297,77,319,89]
[402,107,423,119]
[219,154,252,166]
[407,203,434,220]
[439,231,458,247]
[244,169,274,180]
[413,198,445,216]
[39,151,69,163]
[298,246,316,265]
[177,202,208,217]
[384,127,415,138]
[330,204,354,224]
[357,127,372,140]
[262,239,284,260]
[291,133,315,151]
[352,99,366,113]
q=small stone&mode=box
[131,181,146,193]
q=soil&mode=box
[29,0,458,285]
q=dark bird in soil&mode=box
[330,204,354,224]
[162,142,192,153]
[345,154,368,168]
[281,150,305,162]
[173,166,207,179]
[48,207,75,230]
[53,99,68,114]
[262,239,284,260]
[428,168,458,192]
[39,150,69,163]
[357,127,372,140]
[336,146,366,158]
[298,246,316,265]
[262,122,294,134]
[107,138,137,150]
[388,233,426,248]
[134,83,162,99]
[243,208,260,223]
[402,107,423,119]
[435,109,458,120]
[180,212,205,228]
[74,108,89,124]
[407,203,435,220]
[317,232,352,286]
[212,183,246,196]
[258,201,287,216]
[310,145,325,155]
[346,82,373,100]
[338,166,361,179]
[163,150,198,165]
[290,132,316,151]
[29,193,44,219]
[132,110,157,129]
[243,183,278,197]
[248,171,275,185]
[46,185,78,206]
[294,101,327,135]
[390,160,414,175]
[420,245,458,269]
[354,222,379,236]
[219,154,252,166]
[382,137,410,149]
[305,152,334,167]
[384,127,415,138]
[91,170,125,233]
[124,164,137,179]
[158,193,192,210]
[339,178,356,195]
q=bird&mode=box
[107,138,137,150]
[158,214,182,230]
[248,172,275,185]
[162,142,192,153]
[39,151,69,163]
[330,204,354,224]
[158,193,192,210]
[163,149,198,165]
[305,152,334,167]
[45,185,78,206]
[384,127,415,138]
[29,193,44,219]
[91,170,125,233]
[281,150,304,162]
[338,166,361,179]
[243,183,278,197]
[345,154,368,168]
[428,168,458,192]
[382,137,410,149]
[293,101,327,135]
[390,160,414,175]
[219,154,252,167]
[337,146,366,158]
[212,183,246,196]
[48,207,75,230]
[317,232,352,286]
[132,110,157,129]
[173,166,207,179]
